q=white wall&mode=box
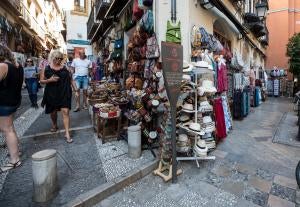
[155,0,265,70]
[66,11,89,40]
[65,11,92,56]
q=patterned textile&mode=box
[217,63,228,92]
[221,95,232,133]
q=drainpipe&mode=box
[171,0,176,23]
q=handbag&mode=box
[166,20,181,44]
[146,34,160,59]
[111,48,122,60]
[191,25,201,48]
[139,10,154,33]
[128,61,142,73]
[133,0,144,21]
[126,75,143,90]
[114,39,123,49]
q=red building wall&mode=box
[266,0,300,78]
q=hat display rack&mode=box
[176,67,216,168]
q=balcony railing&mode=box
[19,2,45,40]
[7,0,21,11]
[95,0,111,20]
[87,7,100,39]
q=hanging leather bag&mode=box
[146,34,160,59]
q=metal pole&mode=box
[171,0,177,23]
[171,108,177,183]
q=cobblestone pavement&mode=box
[0,97,156,206]
[94,97,300,207]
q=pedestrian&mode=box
[39,48,50,88]
[66,56,73,72]
[40,50,77,143]
[24,58,39,108]
[71,51,92,112]
[0,44,23,172]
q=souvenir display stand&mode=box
[176,70,215,168]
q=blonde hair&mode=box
[48,50,64,65]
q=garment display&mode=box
[214,98,226,140]
[221,95,232,133]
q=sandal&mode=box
[73,108,80,112]
[50,127,58,133]
[83,105,88,110]
[0,160,22,173]
[64,136,73,144]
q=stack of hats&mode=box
[198,100,213,113]
[201,133,216,151]
[176,134,190,153]
[201,116,215,133]
[198,80,217,96]
[194,139,208,157]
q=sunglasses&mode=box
[55,57,63,61]
[26,60,33,63]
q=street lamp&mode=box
[255,0,268,19]
[200,0,214,10]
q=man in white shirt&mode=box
[71,51,92,112]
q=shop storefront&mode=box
[88,0,268,182]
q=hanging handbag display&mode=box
[133,0,144,21]
[139,10,154,33]
[146,34,160,59]
[126,75,143,90]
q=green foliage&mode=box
[287,33,300,75]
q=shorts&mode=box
[0,105,18,116]
[74,76,89,90]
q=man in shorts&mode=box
[71,51,92,112]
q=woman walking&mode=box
[40,50,77,143]
[0,45,23,172]
[24,58,39,108]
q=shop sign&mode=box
[161,41,183,183]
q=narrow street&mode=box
[94,98,300,207]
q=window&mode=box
[245,0,258,13]
[72,0,88,16]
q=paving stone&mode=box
[270,183,296,203]
[213,190,238,207]
[212,165,232,178]
[296,190,300,205]
[210,150,228,159]
[244,186,269,207]
[274,175,298,190]
[178,191,210,207]
[235,163,257,175]
[220,181,245,197]
[268,194,295,207]
[248,176,272,193]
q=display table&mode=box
[97,114,121,143]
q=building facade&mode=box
[266,0,300,76]
[65,0,93,59]
[0,0,66,62]
[87,0,268,78]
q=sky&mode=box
[60,0,74,10]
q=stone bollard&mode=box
[32,149,57,202]
[127,125,141,159]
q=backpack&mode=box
[143,0,153,7]
[191,25,201,48]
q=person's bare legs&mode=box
[74,89,80,111]
[83,89,88,109]
[50,110,58,131]
[61,108,72,143]
[0,115,20,164]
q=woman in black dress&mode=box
[40,50,77,143]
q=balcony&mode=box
[4,0,21,14]
[244,12,260,23]
[95,0,111,20]
[19,2,32,27]
[87,7,100,39]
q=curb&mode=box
[64,159,159,207]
